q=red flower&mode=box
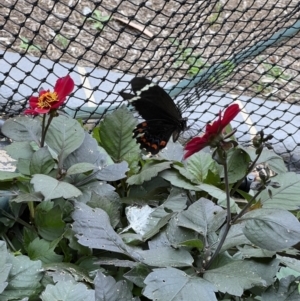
[24,75,74,115]
[184,104,240,159]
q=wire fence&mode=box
[1,0,300,169]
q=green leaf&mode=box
[30,146,55,175]
[160,170,200,190]
[177,198,226,236]
[1,116,41,142]
[0,241,11,294]
[0,171,25,182]
[16,158,31,175]
[177,239,204,250]
[163,187,188,212]
[94,270,134,301]
[260,172,300,210]
[240,209,300,251]
[88,191,121,228]
[0,254,43,301]
[31,174,82,200]
[11,192,42,203]
[95,161,128,181]
[124,264,151,287]
[261,274,300,301]
[5,141,34,160]
[244,148,287,174]
[184,152,219,183]
[98,106,139,161]
[277,267,300,279]
[158,140,185,162]
[66,163,95,176]
[45,115,85,164]
[41,280,94,301]
[72,202,135,257]
[139,247,194,267]
[27,237,63,264]
[197,183,239,213]
[35,204,66,241]
[226,148,250,184]
[143,267,217,301]
[127,161,172,186]
[277,255,300,273]
[204,259,280,297]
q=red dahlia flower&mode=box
[184,104,240,159]
[24,75,74,115]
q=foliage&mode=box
[0,106,299,300]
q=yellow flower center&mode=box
[37,91,58,109]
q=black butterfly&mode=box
[120,77,187,154]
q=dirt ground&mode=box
[1,0,300,104]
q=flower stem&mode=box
[231,188,263,224]
[40,114,46,147]
[205,153,231,270]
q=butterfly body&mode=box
[120,77,187,154]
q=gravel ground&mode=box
[0,0,300,104]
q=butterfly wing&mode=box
[120,77,187,154]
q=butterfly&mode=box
[120,77,187,154]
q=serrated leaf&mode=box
[127,161,172,186]
[240,209,300,251]
[31,174,82,200]
[98,105,139,161]
[11,192,42,203]
[139,247,193,267]
[72,202,137,259]
[184,152,219,183]
[1,116,41,142]
[94,270,134,301]
[45,115,85,164]
[143,267,217,301]
[30,146,55,175]
[41,280,94,301]
[177,198,225,236]
[0,254,43,301]
[204,259,280,297]
[27,237,63,264]
[260,173,300,210]
[66,163,95,175]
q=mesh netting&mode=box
[1,0,300,169]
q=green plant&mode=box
[208,1,223,25]
[19,36,41,52]
[87,10,110,30]
[55,34,69,48]
[170,38,210,76]
[262,62,291,81]
[0,100,300,301]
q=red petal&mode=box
[221,104,240,128]
[28,96,39,107]
[184,136,209,159]
[54,75,74,101]
[24,108,39,115]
